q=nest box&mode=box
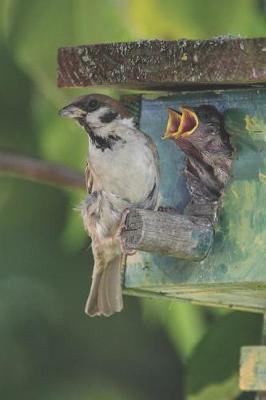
[58,37,266,392]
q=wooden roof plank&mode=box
[57,38,266,90]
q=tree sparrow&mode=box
[59,94,160,317]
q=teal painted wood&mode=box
[124,88,266,312]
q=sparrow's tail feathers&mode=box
[85,255,123,317]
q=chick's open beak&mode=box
[162,108,182,139]
[179,107,199,138]
[162,106,199,140]
[58,104,86,119]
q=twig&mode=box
[0,149,85,189]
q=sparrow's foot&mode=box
[116,209,137,256]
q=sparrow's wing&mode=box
[142,131,160,168]
[85,162,94,194]
[141,131,160,209]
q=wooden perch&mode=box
[58,38,266,90]
[121,209,213,261]
[0,150,84,189]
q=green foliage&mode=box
[4,0,132,103]
[129,0,266,39]
[143,299,208,359]
[186,312,262,400]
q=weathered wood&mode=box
[57,34,266,312]
[255,315,266,400]
[123,88,266,313]
[121,209,213,261]
[240,346,266,391]
[58,38,266,90]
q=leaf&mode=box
[0,0,14,39]
[6,0,132,103]
[186,311,262,400]
[143,299,209,359]
[39,380,140,400]
[128,0,266,39]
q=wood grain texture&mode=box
[58,38,266,89]
[240,347,266,391]
[121,209,213,261]
[123,88,266,312]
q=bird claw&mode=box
[116,208,130,238]
[116,209,137,256]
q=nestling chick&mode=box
[163,105,233,221]
[59,94,160,317]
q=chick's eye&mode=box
[87,99,100,112]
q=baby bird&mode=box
[163,105,233,221]
[59,94,159,317]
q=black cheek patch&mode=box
[87,127,126,152]
[100,111,118,123]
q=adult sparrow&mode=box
[163,105,233,221]
[59,94,159,317]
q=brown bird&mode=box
[59,94,159,317]
[163,105,233,221]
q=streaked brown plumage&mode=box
[59,94,159,316]
[163,105,233,222]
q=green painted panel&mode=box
[124,88,266,311]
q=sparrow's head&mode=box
[59,94,133,132]
[162,105,223,140]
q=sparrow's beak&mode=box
[58,104,86,119]
[162,106,199,139]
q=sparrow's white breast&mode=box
[89,127,158,206]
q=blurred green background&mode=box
[0,1,266,399]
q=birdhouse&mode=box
[58,37,266,392]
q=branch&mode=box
[0,150,85,189]
[121,209,213,261]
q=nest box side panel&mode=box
[124,88,266,312]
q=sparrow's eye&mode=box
[87,99,100,112]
